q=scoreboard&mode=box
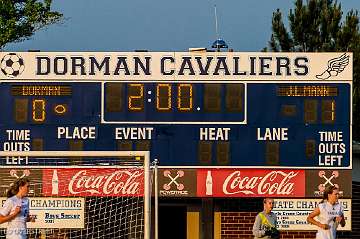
[0,52,352,168]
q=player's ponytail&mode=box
[6,177,30,198]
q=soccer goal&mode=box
[0,151,152,239]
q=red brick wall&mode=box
[350,181,360,238]
[220,212,352,239]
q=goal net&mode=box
[0,151,151,239]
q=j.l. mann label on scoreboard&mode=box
[0,197,84,229]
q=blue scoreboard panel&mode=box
[0,52,352,168]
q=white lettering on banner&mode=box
[5,129,30,140]
[318,131,345,166]
[57,127,96,139]
[3,129,31,165]
[3,142,30,151]
[35,55,309,77]
[257,128,288,141]
[222,171,298,195]
[199,128,230,140]
[319,131,343,141]
[68,170,143,195]
[160,191,188,196]
[115,127,154,140]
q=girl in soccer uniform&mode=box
[0,178,35,239]
[307,186,346,239]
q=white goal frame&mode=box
[0,150,151,239]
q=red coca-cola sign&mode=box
[197,169,305,197]
[42,168,144,196]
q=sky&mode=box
[4,0,360,52]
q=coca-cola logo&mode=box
[67,170,143,196]
[222,171,298,196]
[42,169,145,197]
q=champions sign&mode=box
[273,199,351,231]
[0,52,352,81]
[0,197,84,229]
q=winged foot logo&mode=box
[316,53,350,80]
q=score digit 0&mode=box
[32,99,46,122]
[177,84,192,111]
[156,84,171,111]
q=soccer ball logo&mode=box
[1,53,25,78]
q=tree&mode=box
[265,0,360,140]
[0,0,63,49]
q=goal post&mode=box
[0,151,151,239]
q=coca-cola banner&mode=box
[197,169,305,197]
[42,169,144,196]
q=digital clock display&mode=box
[104,83,245,123]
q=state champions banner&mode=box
[0,197,84,229]
[273,199,351,231]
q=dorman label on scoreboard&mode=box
[0,52,352,81]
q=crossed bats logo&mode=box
[163,170,185,191]
[6,169,34,194]
[10,169,30,179]
[0,170,32,193]
[318,170,339,192]
[316,53,350,80]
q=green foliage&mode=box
[266,0,360,140]
[0,0,63,49]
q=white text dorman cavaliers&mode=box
[35,55,309,76]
